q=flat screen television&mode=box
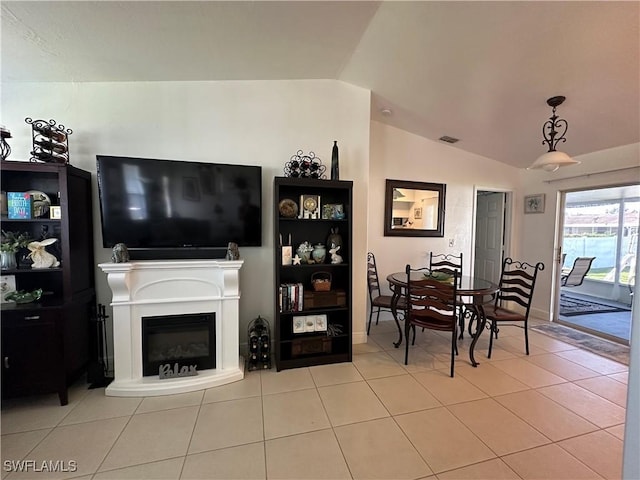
[96,155,262,259]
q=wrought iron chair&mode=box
[367,252,406,335]
[485,257,544,358]
[561,256,595,287]
[404,264,459,377]
[430,252,468,338]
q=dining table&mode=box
[386,271,499,367]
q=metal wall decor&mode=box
[25,118,72,164]
[284,150,327,179]
[0,126,12,161]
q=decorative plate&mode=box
[279,198,298,218]
[27,190,51,218]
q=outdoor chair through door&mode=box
[485,257,544,358]
[561,256,595,287]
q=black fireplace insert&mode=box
[142,312,216,377]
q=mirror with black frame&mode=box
[384,179,446,237]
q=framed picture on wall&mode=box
[524,194,545,214]
[414,207,422,219]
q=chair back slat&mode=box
[430,252,463,285]
[405,266,458,331]
[367,252,382,301]
[495,258,544,314]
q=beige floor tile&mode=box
[538,383,626,428]
[494,389,598,441]
[385,345,450,373]
[527,353,600,381]
[262,388,330,439]
[367,374,440,414]
[605,424,625,440]
[309,362,363,387]
[6,416,128,479]
[575,375,628,407]
[182,442,265,480]
[318,381,389,426]
[527,331,579,353]
[188,397,263,454]
[491,357,566,388]
[335,417,432,479]
[608,371,628,384]
[555,349,628,375]
[412,370,488,405]
[395,407,495,474]
[352,351,406,379]
[448,398,549,455]
[60,388,142,425]
[265,429,350,479]
[456,363,529,396]
[260,368,314,395]
[100,406,198,471]
[353,340,384,354]
[0,428,50,464]
[502,443,600,479]
[559,430,623,479]
[136,391,203,414]
[369,331,403,351]
[1,394,78,434]
[93,458,184,479]
[203,372,262,403]
[437,458,520,479]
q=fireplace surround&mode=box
[99,259,244,396]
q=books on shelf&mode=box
[279,282,304,312]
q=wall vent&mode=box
[439,135,459,144]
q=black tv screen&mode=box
[96,156,262,254]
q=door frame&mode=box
[471,186,513,279]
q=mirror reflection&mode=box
[384,180,446,237]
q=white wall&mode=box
[1,79,372,349]
[367,121,522,295]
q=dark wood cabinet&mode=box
[273,177,352,371]
[1,161,95,405]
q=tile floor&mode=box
[1,318,628,480]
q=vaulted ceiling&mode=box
[2,1,638,169]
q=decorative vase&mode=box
[312,244,327,264]
[0,251,17,270]
[331,141,339,180]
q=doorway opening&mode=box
[472,189,511,284]
[556,184,638,345]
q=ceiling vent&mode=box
[439,135,459,144]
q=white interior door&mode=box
[474,191,505,284]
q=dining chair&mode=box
[485,257,545,358]
[430,252,469,338]
[561,256,595,287]
[367,252,406,335]
[404,264,459,377]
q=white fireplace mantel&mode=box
[99,259,244,397]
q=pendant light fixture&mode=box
[528,95,580,172]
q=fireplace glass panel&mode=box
[142,312,215,377]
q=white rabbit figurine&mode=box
[28,238,61,269]
[329,245,343,264]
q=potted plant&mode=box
[1,230,32,270]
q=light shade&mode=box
[528,150,580,172]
